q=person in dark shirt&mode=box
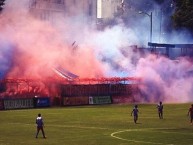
[131,105,139,124]
[187,104,193,125]
[157,101,163,119]
[35,113,46,138]
[33,96,38,108]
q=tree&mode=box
[172,0,193,33]
[0,0,5,12]
[153,0,165,5]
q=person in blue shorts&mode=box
[35,113,46,138]
[131,105,139,124]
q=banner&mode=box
[89,96,112,105]
[63,96,89,106]
[36,97,50,107]
[3,98,34,110]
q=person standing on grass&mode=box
[157,101,163,119]
[131,105,139,124]
[187,104,193,125]
[35,113,46,138]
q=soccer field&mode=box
[0,104,193,145]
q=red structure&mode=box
[0,77,140,105]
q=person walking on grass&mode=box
[157,101,163,119]
[35,113,46,138]
[131,105,139,124]
[187,104,193,125]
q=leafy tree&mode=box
[154,0,165,5]
[172,0,193,33]
[0,0,5,12]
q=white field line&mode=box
[110,128,193,145]
[8,122,192,144]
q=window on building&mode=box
[56,0,62,4]
[31,0,37,7]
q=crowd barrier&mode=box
[0,95,137,110]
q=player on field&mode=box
[187,104,193,125]
[157,101,163,119]
[35,113,46,138]
[131,105,139,124]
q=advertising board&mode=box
[89,96,112,105]
[63,96,89,106]
[3,98,34,110]
[36,97,50,107]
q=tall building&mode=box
[29,0,122,26]
[29,0,65,22]
[97,0,122,19]
[29,0,96,24]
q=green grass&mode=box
[0,104,193,145]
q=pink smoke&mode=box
[0,1,104,79]
[136,54,193,103]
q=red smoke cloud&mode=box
[0,2,104,80]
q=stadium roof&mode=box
[148,42,193,48]
[53,67,79,80]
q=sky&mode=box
[0,0,193,103]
